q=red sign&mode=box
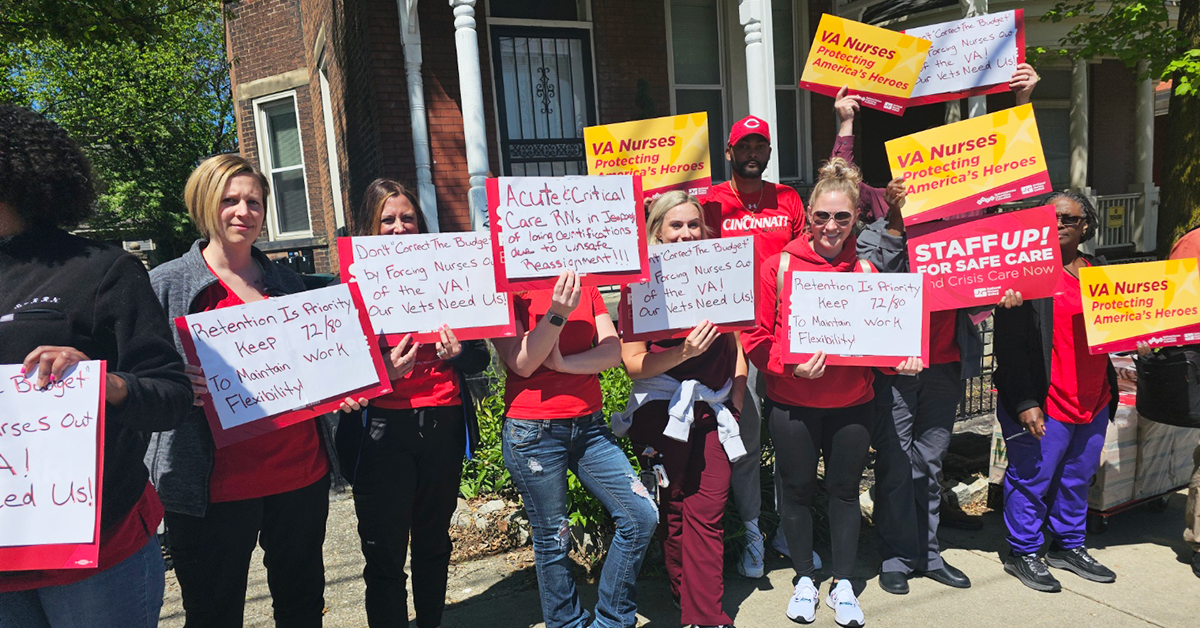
[907,205,1061,311]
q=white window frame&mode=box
[317,52,346,232]
[253,90,313,240]
[665,0,730,181]
[1029,67,1072,191]
[774,0,809,181]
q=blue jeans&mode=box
[0,536,165,628]
[503,412,658,628]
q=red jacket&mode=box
[743,235,876,408]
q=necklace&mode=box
[733,180,766,212]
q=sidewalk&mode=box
[160,486,1198,627]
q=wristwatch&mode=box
[546,312,567,327]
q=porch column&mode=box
[450,0,491,229]
[739,0,777,182]
[399,0,439,231]
[962,0,987,117]
[1069,58,1090,192]
[1132,58,1158,252]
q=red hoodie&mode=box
[742,234,876,408]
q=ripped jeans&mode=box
[502,412,658,628]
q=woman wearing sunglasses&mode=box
[744,158,922,628]
[993,191,1119,592]
[613,191,747,628]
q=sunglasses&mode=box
[811,210,854,226]
[1056,214,1084,227]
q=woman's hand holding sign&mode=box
[436,325,462,360]
[793,351,827,380]
[894,356,924,376]
[681,320,720,361]
[22,345,129,407]
[387,333,420,380]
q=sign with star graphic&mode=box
[1079,258,1200,354]
[885,104,1050,224]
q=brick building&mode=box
[223,0,1168,274]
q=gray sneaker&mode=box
[1046,546,1116,583]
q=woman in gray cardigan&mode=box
[146,154,334,628]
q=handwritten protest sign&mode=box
[176,283,391,447]
[885,104,1050,224]
[617,237,755,341]
[905,9,1025,106]
[487,175,650,291]
[783,271,929,367]
[799,13,931,115]
[0,361,105,571]
[1080,258,1200,354]
[338,233,515,343]
[585,113,711,197]
[908,205,1061,310]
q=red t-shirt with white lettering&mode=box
[194,280,330,503]
[700,181,806,278]
[373,343,462,410]
[504,287,608,419]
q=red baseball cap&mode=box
[728,115,771,147]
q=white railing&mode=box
[1093,193,1143,250]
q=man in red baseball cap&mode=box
[699,114,807,580]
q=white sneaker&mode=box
[738,529,765,578]
[787,576,818,623]
[825,579,865,627]
[770,534,823,570]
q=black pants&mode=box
[345,405,465,628]
[165,474,330,628]
[769,401,873,580]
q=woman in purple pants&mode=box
[992,190,1119,592]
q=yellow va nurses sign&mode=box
[799,14,930,116]
[584,113,711,197]
[885,104,1050,225]
[1080,258,1200,354]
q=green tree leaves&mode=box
[1,3,236,258]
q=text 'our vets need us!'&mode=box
[339,232,515,343]
[620,236,756,341]
[487,175,650,291]
[0,361,105,571]
[176,283,391,448]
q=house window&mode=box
[254,92,311,238]
[669,0,727,180]
[774,0,803,181]
[489,0,588,21]
[1032,68,1071,190]
[318,53,346,232]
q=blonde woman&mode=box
[147,154,332,627]
[614,191,746,628]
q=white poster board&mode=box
[488,175,649,290]
[339,233,515,342]
[907,10,1023,102]
[0,361,103,549]
[784,271,929,367]
[177,283,389,446]
[627,237,755,337]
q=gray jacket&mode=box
[856,219,985,379]
[145,240,340,517]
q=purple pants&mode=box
[998,404,1109,555]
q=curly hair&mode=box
[1046,190,1099,244]
[0,104,96,228]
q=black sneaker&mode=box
[1003,553,1062,592]
[1046,546,1116,583]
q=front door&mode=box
[490,26,597,176]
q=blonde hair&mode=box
[808,157,862,212]
[184,154,270,240]
[646,190,710,244]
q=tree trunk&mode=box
[1158,0,1200,255]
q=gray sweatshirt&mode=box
[145,239,339,517]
